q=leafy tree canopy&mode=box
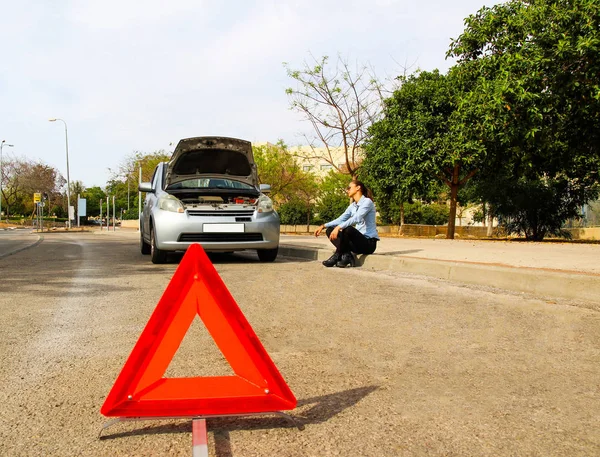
[253,141,318,204]
[313,171,351,224]
[1,157,66,217]
[363,69,487,237]
[446,0,600,237]
[448,0,600,186]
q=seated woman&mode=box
[314,179,379,268]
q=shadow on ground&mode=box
[99,385,379,457]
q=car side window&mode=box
[151,166,160,190]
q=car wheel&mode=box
[150,226,167,264]
[140,231,151,255]
[257,247,278,262]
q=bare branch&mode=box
[284,53,397,175]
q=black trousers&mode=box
[326,226,378,256]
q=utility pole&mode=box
[0,140,14,220]
[48,118,72,229]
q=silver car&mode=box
[139,136,279,264]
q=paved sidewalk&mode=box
[279,235,600,304]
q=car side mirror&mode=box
[259,184,271,193]
[139,182,154,193]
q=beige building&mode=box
[262,142,361,177]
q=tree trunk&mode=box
[306,205,311,233]
[400,202,405,226]
[486,213,494,237]
[482,203,487,227]
[446,164,460,239]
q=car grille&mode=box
[187,210,255,217]
[187,209,254,223]
[178,233,264,242]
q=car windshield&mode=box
[167,178,255,190]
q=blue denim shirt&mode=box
[324,196,379,239]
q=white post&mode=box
[106,196,109,231]
[112,195,115,231]
[0,141,14,220]
[138,164,142,231]
[77,193,80,228]
[48,119,71,229]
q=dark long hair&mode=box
[353,179,374,201]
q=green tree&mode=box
[82,186,106,218]
[255,141,318,196]
[110,150,171,216]
[254,141,320,230]
[313,171,350,224]
[1,158,28,216]
[471,171,588,240]
[112,150,170,186]
[448,0,600,238]
[105,179,130,216]
[1,158,66,217]
[364,69,487,238]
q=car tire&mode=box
[257,247,278,262]
[150,226,167,264]
[140,231,151,255]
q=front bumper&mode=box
[152,209,280,252]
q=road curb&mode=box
[279,245,600,304]
[0,234,44,259]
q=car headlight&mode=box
[257,194,273,213]
[157,195,184,213]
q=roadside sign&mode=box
[77,198,86,217]
[33,193,41,203]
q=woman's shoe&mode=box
[336,253,355,268]
[322,253,340,267]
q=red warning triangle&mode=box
[101,244,297,417]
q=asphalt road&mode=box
[0,232,599,456]
[0,230,42,258]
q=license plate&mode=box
[203,224,245,233]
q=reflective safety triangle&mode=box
[101,244,297,417]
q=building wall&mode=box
[282,143,361,177]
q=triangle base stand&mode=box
[98,410,305,439]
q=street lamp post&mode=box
[0,140,14,220]
[49,118,71,229]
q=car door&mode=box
[142,165,161,239]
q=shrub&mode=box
[420,203,449,225]
[313,193,349,225]
[121,207,140,220]
[492,178,581,240]
[278,200,314,225]
[377,200,449,225]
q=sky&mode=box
[0,0,503,188]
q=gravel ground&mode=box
[0,233,599,456]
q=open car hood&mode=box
[165,136,258,188]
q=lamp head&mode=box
[48,118,57,122]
